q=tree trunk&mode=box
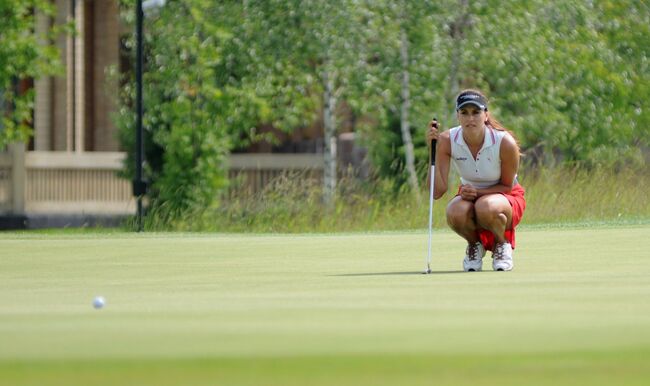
[322,67,337,206]
[400,26,420,194]
[445,0,471,123]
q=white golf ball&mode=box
[93,296,106,309]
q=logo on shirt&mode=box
[455,157,468,161]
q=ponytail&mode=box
[486,115,521,155]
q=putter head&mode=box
[422,267,432,274]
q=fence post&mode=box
[11,142,26,214]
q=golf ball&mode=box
[93,296,105,309]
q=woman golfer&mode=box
[426,89,526,271]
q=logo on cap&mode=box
[456,93,487,111]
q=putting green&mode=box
[1,225,648,385]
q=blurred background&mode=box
[1,0,648,231]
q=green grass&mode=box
[1,225,649,385]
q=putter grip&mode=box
[430,118,438,166]
[430,139,437,166]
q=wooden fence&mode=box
[228,154,323,195]
[0,145,323,216]
[0,151,13,213]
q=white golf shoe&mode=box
[492,242,514,271]
[463,242,486,272]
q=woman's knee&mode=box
[474,196,496,217]
[475,195,510,227]
[446,199,474,228]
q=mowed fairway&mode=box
[1,225,649,386]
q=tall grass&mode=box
[519,165,650,224]
[142,165,649,232]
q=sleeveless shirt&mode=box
[449,125,517,189]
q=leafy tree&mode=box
[117,0,649,224]
[118,0,270,218]
[468,0,649,166]
[0,0,66,146]
[345,0,451,189]
[213,1,318,139]
[355,0,649,172]
[223,0,367,205]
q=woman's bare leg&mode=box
[446,196,479,243]
[473,194,512,244]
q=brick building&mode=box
[0,0,133,227]
[32,0,122,153]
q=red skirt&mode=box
[457,184,526,251]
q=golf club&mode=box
[424,117,438,274]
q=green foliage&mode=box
[469,0,649,166]
[349,0,650,174]
[212,1,319,138]
[118,0,272,218]
[344,0,448,183]
[117,0,649,225]
[0,0,66,146]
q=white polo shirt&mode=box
[449,125,517,189]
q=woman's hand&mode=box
[459,184,478,201]
[426,119,439,146]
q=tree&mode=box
[116,0,649,225]
[345,0,449,190]
[467,0,649,166]
[230,0,365,205]
[117,0,271,219]
[0,0,66,147]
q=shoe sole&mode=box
[464,261,483,272]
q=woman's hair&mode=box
[456,88,521,152]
